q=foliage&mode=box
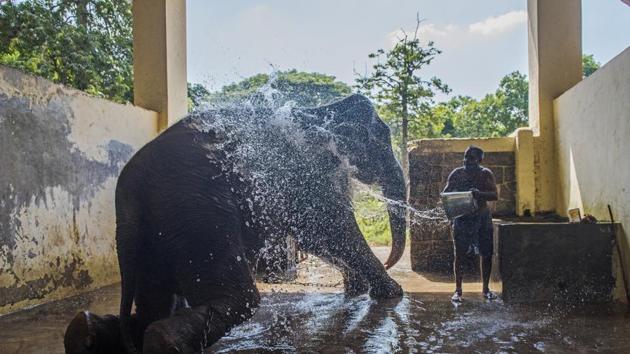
[431,54,598,138]
[0,0,133,103]
[201,69,352,108]
[582,54,600,78]
[355,17,450,180]
[187,82,211,112]
[353,189,392,246]
[441,71,529,138]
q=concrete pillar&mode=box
[133,0,187,131]
[514,128,535,216]
[527,0,582,213]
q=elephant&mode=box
[64,94,407,353]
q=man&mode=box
[443,146,498,302]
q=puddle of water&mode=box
[209,286,630,354]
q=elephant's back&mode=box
[116,120,236,222]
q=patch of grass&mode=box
[353,189,392,246]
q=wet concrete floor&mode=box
[2,247,630,353]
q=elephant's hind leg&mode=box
[143,223,261,352]
[141,283,260,353]
[133,266,181,350]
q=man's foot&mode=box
[483,290,498,300]
[465,245,480,256]
[451,290,462,302]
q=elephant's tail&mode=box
[115,195,141,353]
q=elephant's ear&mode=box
[304,126,333,146]
[302,126,342,168]
[332,123,370,154]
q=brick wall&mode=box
[409,143,517,273]
[409,150,516,216]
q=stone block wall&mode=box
[409,150,516,216]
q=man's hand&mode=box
[470,188,480,200]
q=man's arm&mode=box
[473,170,498,201]
[443,170,458,193]
[481,170,499,201]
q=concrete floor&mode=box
[1,247,629,353]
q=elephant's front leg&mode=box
[342,268,370,297]
[327,220,403,298]
[314,252,369,296]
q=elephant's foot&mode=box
[368,277,403,299]
[142,306,227,354]
[343,276,370,297]
[64,311,124,354]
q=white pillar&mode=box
[527,0,582,213]
[133,0,187,132]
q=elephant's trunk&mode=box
[380,160,407,270]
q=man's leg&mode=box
[454,253,464,294]
[481,255,492,294]
[478,209,497,299]
[452,217,472,301]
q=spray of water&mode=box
[186,75,401,280]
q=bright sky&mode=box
[187,0,630,101]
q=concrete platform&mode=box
[493,222,616,304]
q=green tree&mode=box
[449,71,529,137]
[436,55,597,138]
[582,54,600,78]
[0,0,133,103]
[354,188,392,246]
[355,17,450,183]
[187,82,211,112]
[206,69,352,108]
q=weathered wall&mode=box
[553,47,630,300]
[0,66,159,314]
[408,137,516,272]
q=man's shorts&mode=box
[453,208,493,258]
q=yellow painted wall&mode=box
[553,47,630,300]
[409,136,515,154]
[0,66,159,314]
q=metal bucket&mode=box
[440,191,478,219]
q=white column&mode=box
[527,0,582,213]
[133,0,187,132]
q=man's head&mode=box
[463,145,484,170]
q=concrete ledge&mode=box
[409,137,515,154]
[495,222,615,304]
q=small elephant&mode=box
[65,94,406,353]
